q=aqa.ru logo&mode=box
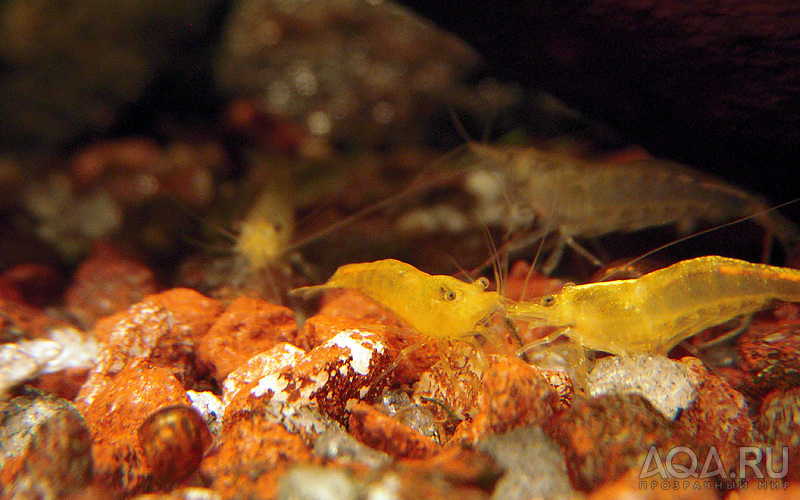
[639,446,789,489]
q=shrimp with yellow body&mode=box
[508,255,800,356]
[292,259,503,344]
[292,259,506,407]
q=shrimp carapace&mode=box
[292,259,504,342]
[507,256,800,355]
[467,143,800,273]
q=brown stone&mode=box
[65,242,160,329]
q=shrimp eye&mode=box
[476,277,490,290]
[541,295,555,307]
[441,287,459,301]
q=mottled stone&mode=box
[737,308,800,397]
[677,357,754,477]
[0,390,93,499]
[757,386,800,482]
[547,394,684,492]
[222,342,306,405]
[414,342,486,422]
[226,329,395,430]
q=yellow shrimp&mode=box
[292,259,503,343]
[507,255,800,356]
[292,258,506,413]
[233,162,295,271]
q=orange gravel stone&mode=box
[587,469,717,500]
[197,295,298,382]
[77,288,224,408]
[80,359,190,494]
[348,400,440,459]
[450,356,561,445]
[65,242,160,329]
[202,413,311,500]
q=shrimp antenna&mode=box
[447,254,473,283]
[519,191,559,302]
[478,224,506,296]
[283,146,469,254]
[163,196,239,243]
[601,197,800,282]
[446,104,474,146]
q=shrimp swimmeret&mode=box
[507,255,800,356]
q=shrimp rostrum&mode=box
[507,255,800,356]
[467,144,800,273]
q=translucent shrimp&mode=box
[467,143,800,273]
[292,259,506,407]
[292,259,503,344]
[232,162,296,271]
[507,255,800,356]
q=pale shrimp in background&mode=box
[232,157,297,272]
[464,142,800,274]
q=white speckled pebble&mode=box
[587,354,699,419]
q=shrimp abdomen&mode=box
[632,256,800,352]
